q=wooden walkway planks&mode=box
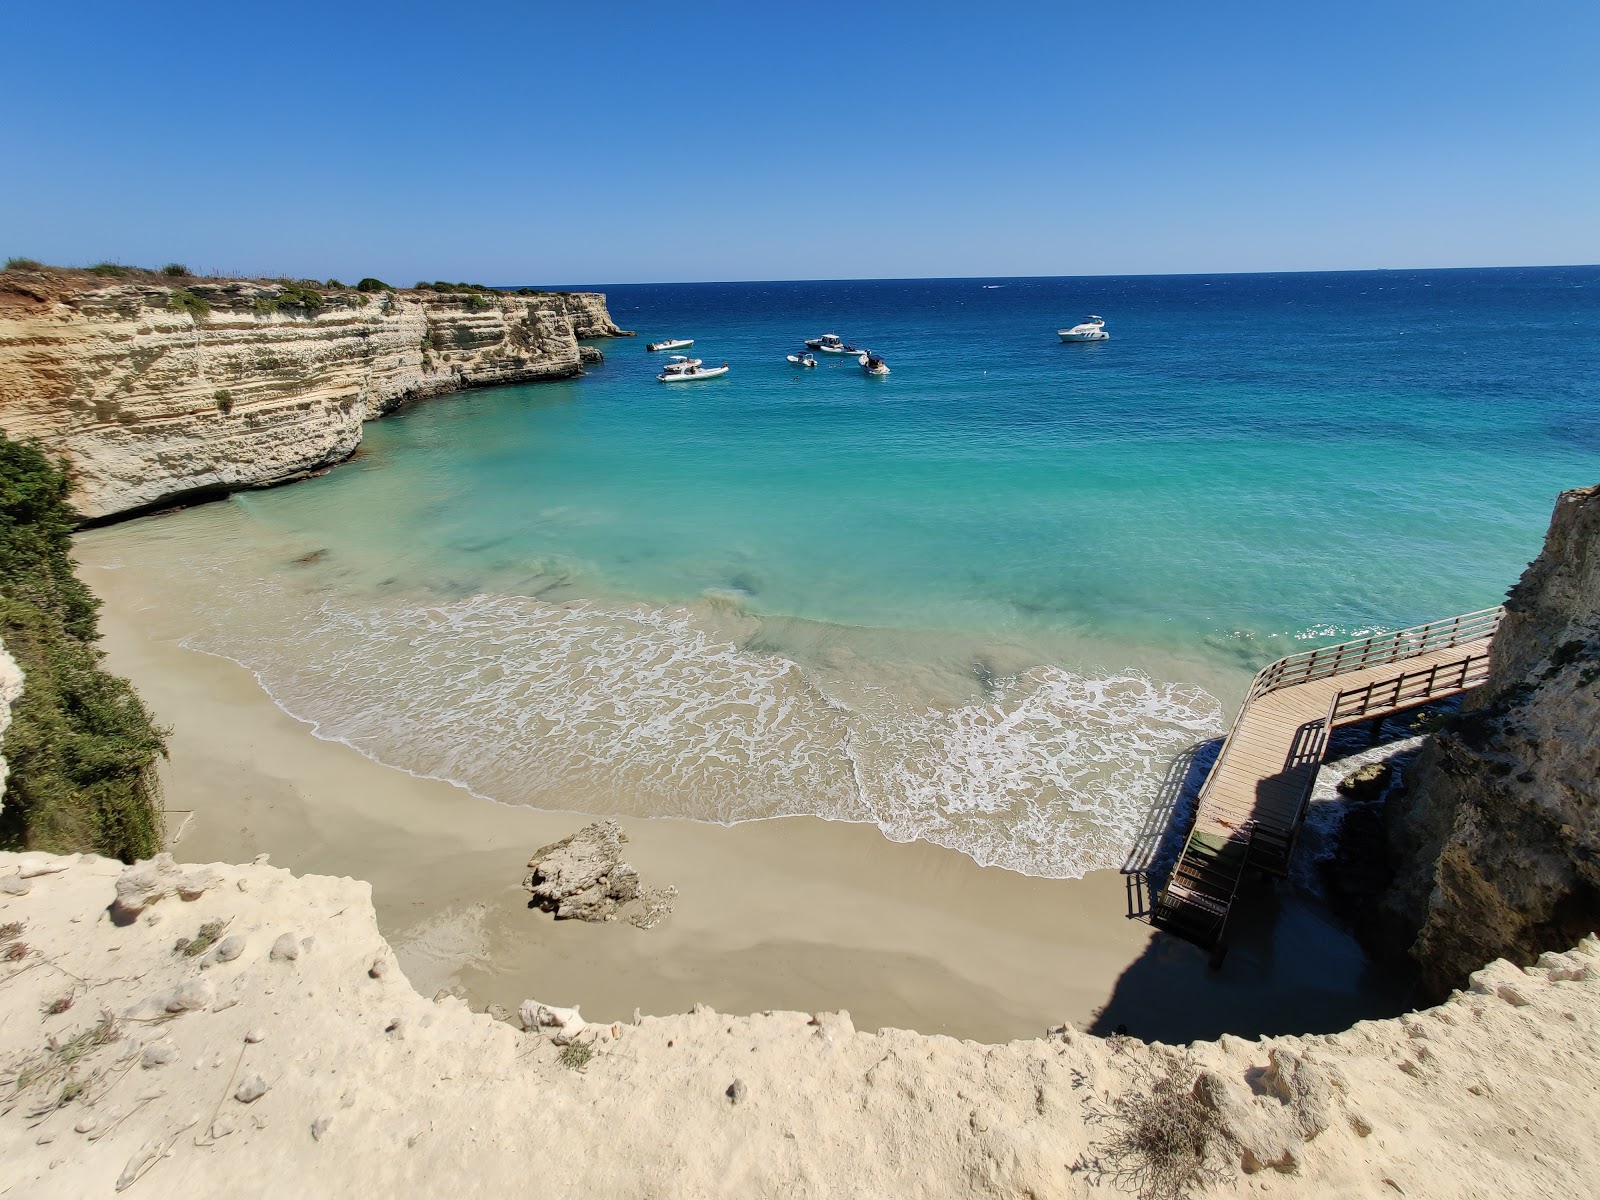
[1150,608,1503,954]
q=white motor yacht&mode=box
[804,334,865,355]
[1057,316,1108,342]
[647,338,695,352]
[786,352,818,368]
[658,362,730,382]
[858,352,890,376]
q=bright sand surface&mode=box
[83,556,1416,1045]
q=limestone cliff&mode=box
[2,850,1597,1197]
[1385,484,1600,996]
[0,269,629,520]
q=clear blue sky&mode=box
[4,1,1597,284]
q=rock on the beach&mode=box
[520,999,587,1044]
[213,934,246,963]
[110,854,217,922]
[163,978,215,1013]
[522,821,646,922]
[1337,761,1393,801]
[141,1039,178,1068]
[235,1074,269,1103]
[270,933,301,962]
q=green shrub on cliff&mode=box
[160,263,190,277]
[5,257,44,271]
[167,289,211,320]
[356,277,393,292]
[0,433,167,861]
[253,281,324,317]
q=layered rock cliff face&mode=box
[1385,484,1600,996]
[0,270,629,520]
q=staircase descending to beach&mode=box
[1150,607,1504,958]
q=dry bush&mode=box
[1073,1058,1231,1200]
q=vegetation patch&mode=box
[159,263,191,277]
[87,262,131,278]
[167,289,211,320]
[254,281,324,317]
[557,1041,594,1071]
[414,280,496,294]
[5,257,43,271]
[1073,1060,1230,1200]
[4,1011,121,1115]
[174,919,226,957]
[356,277,393,292]
[0,433,167,860]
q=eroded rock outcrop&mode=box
[522,820,676,927]
[0,269,629,519]
[1385,484,1600,996]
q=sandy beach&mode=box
[81,551,1415,1045]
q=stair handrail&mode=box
[1247,606,1502,700]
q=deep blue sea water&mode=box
[86,267,1600,876]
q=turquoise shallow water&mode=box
[84,267,1599,876]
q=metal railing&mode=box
[1247,607,1503,701]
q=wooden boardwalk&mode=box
[1151,607,1503,955]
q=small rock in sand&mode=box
[245,1027,267,1044]
[141,1039,178,1068]
[235,1074,269,1103]
[727,1079,748,1105]
[270,933,301,962]
[2,873,32,896]
[116,1139,163,1191]
[164,978,215,1013]
[311,1115,333,1141]
[368,955,388,979]
[213,934,246,962]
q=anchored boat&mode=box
[647,338,695,352]
[1057,316,1108,342]
[658,361,729,382]
[786,352,818,368]
[858,352,890,376]
[804,334,865,355]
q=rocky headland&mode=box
[0,266,631,520]
[1383,484,1600,997]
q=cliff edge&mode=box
[1,850,1596,1198]
[0,268,629,520]
[1385,484,1600,996]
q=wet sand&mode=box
[83,557,1416,1044]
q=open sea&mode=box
[83,267,1599,877]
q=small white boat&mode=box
[805,334,865,355]
[1057,316,1108,342]
[658,362,729,382]
[858,352,890,376]
[786,352,817,368]
[659,354,703,375]
[647,338,694,352]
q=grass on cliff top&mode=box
[0,432,167,861]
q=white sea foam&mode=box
[151,554,1225,879]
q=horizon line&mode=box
[524,261,1599,291]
